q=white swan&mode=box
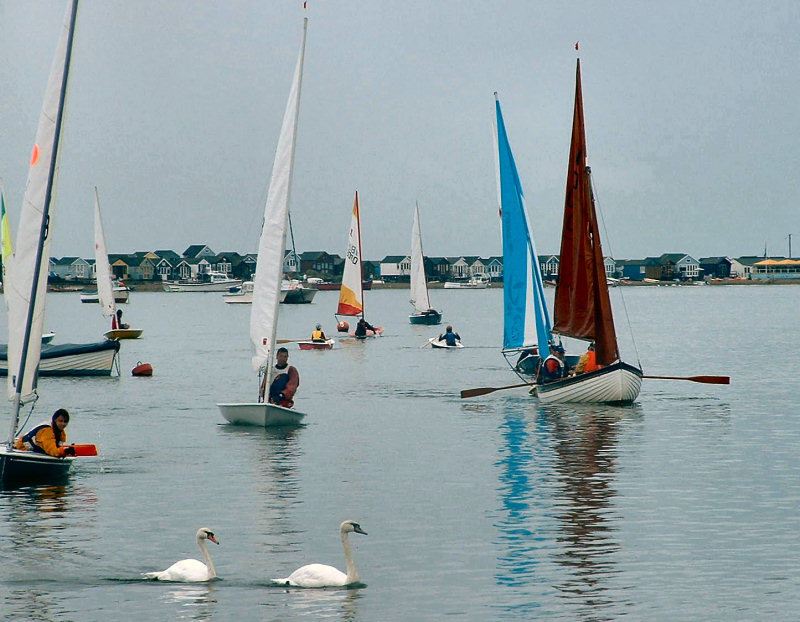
[273,519,367,588]
[142,527,220,582]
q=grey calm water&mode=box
[0,284,798,621]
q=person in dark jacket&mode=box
[354,317,376,338]
[438,325,461,346]
[260,347,300,408]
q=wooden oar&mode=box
[643,374,730,384]
[419,338,436,348]
[277,339,305,344]
[460,383,532,399]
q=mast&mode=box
[7,0,79,445]
[355,192,365,319]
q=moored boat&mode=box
[0,340,120,377]
[164,271,242,292]
[443,274,489,289]
[281,279,317,304]
[80,285,129,303]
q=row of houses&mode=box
[42,245,800,283]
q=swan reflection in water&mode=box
[161,582,218,620]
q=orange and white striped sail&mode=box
[337,192,364,316]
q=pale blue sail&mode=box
[494,93,551,357]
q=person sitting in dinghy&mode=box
[111,309,129,330]
[311,324,328,342]
[438,325,461,347]
[354,318,376,338]
[538,344,569,383]
[262,347,300,408]
[14,408,75,457]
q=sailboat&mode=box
[494,93,556,378]
[335,192,383,337]
[93,187,142,340]
[217,17,309,427]
[0,0,84,484]
[408,202,441,325]
[536,59,642,404]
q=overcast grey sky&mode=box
[1,1,798,261]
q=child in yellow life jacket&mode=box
[14,408,75,457]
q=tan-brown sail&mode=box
[552,59,619,367]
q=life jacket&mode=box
[538,355,565,384]
[20,423,55,454]
[311,329,325,341]
[583,350,599,373]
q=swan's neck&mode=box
[341,530,359,584]
[198,538,216,579]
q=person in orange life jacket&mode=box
[111,308,129,330]
[572,342,600,375]
[354,317,376,338]
[261,347,299,408]
[14,408,75,457]
[311,324,327,342]
[538,344,568,384]
[439,325,461,346]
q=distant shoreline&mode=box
[42,277,800,293]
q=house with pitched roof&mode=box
[52,257,91,280]
[380,255,411,282]
[183,245,216,259]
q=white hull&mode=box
[164,279,242,292]
[80,288,129,303]
[0,341,119,377]
[535,361,642,404]
[443,276,489,289]
[223,292,253,304]
[217,402,305,427]
[430,338,464,349]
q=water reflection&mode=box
[0,483,97,617]
[544,405,632,616]
[494,401,641,619]
[161,583,218,620]
[272,586,363,620]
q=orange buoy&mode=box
[131,361,153,376]
[337,321,349,332]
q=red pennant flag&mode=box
[575,41,579,51]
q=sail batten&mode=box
[250,17,307,381]
[552,60,618,366]
[495,94,551,357]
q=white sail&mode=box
[93,187,116,319]
[250,17,307,376]
[336,193,364,317]
[6,0,75,408]
[409,202,431,313]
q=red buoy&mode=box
[337,321,349,332]
[131,361,153,376]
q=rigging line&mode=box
[588,170,642,368]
